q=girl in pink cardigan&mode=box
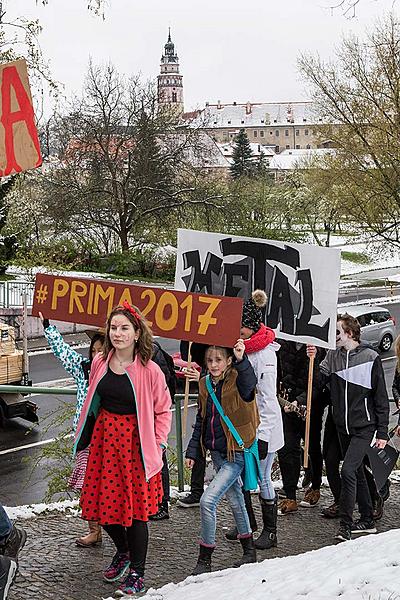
[74,302,171,596]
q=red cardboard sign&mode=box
[0,59,42,176]
[32,274,243,347]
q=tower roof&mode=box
[161,28,178,63]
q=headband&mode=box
[122,300,141,322]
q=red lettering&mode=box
[1,64,42,176]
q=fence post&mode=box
[174,394,185,492]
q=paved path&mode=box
[9,485,400,600]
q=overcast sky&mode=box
[7,0,399,112]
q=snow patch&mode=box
[143,528,400,600]
[4,499,80,520]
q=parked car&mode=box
[339,304,396,352]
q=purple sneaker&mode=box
[115,569,145,596]
[103,552,130,583]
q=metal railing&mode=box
[0,281,35,308]
[0,384,195,491]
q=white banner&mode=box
[175,229,341,349]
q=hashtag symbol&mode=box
[36,284,48,304]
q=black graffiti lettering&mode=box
[223,262,250,297]
[294,269,330,342]
[220,238,300,292]
[182,250,222,293]
[267,266,295,334]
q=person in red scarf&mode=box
[225,290,284,550]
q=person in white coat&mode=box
[225,290,284,550]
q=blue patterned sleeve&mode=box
[44,325,86,381]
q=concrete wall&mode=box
[0,308,89,340]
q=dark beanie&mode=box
[241,290,267,332]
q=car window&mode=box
[370,311,389,324]
[357,314,370,327]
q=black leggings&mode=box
[103,521,148,576]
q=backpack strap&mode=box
[205,374,244,449]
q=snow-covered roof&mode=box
[268,148,334,170]
[190,101,321,128]
[217,141,275,159]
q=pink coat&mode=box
[73,351,172,481]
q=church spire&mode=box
[157,30,184,114]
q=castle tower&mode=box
[157,29,184,114]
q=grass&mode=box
[341,250,371,264]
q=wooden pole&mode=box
[303,354,315,469]
[182,341,192,440]
[22,293,29,385]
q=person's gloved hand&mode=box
[38,311,50,330]
[258,439,268,460]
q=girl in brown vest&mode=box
[185,339,258,575]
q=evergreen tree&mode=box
[230,129,254,179]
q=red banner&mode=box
[0,59,42,176]
[32,274,243,347]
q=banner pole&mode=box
[174,395,185,492]
[303,354,315,469]
[182,341,192,440]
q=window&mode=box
[285,129,289,136]
[270,130,273,135]
[357,314,369,328]
[275,145,280,153]
[305,129,309,136]
[260,130,264,137]
[296,144,300,149]
[261,119,264,123]
[241,120,245,124]
[295,129,300,136]
[228,120,231,124]
[306,144,311,149]
[275,130,279,136]
[254,130,258,137]
[172,92,177,103]
[286,144,290,149]
[371,311,390,324]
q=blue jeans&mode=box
[199,450,251,546]
[259,452,276,500]
[0,503,12,543]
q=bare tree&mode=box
[40,63,223,252]
[298,12,400,246]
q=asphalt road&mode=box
[1,301,400,507]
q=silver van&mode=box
[338,304,396,352]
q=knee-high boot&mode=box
[254,496,277,550]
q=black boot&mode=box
[192,544,214,575]
[225,490,257,541]
[232,535,257,568]
[243,490,258,532]
[254,496,277,550]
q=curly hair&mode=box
[102,305,153,365]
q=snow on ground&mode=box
[4,499,79,520]
[140,529,400,600]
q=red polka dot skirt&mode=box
[80,408,162,525]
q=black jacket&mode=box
[185,356,256,460]
[320,344,389,439]
[277,340,327,406]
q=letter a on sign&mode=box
[0,59,42,176]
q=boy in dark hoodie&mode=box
[308,313,389,542]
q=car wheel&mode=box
[380,333,393,352]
